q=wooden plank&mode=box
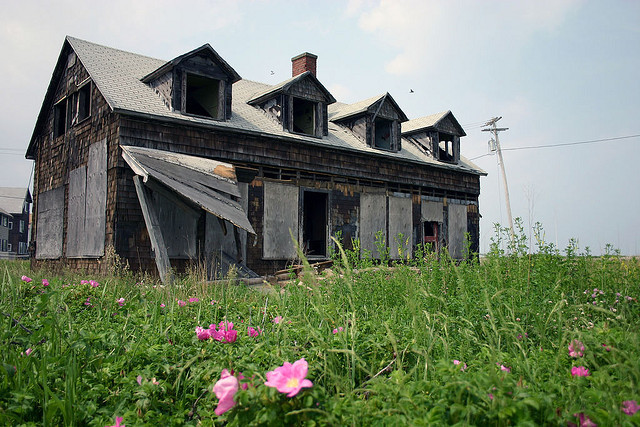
[133,175,173,284]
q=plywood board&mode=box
[360,192,386,258]
[263,181,298,259]
[388,195,412,259]
[448,203,468,259]
[35,187,64,259]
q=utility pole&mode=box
[482,117,515,242]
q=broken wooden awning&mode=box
[120,145,255,234]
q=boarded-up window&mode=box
[66,139,107,257]
[36,186,64,259]
[388,194,412,259]
[421,200,444,223]
[447,203,468,259]
[359,193,386,258]
[263,181,299,259]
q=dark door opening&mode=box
[303,191,327,257]
[423,221,438,251]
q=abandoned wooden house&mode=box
[26,36,485,282]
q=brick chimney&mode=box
[291,52,317,77]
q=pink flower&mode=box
[488,393,494,400]
[90,280,100,288]
[622,400,640,415]
[42,279,49,287]
[571,366,590,377]
[264,358,313,397]
[21,275,32,283]
[601,344,611,352]
[22,348,33,356]
[496,363,510,372]
[569,339,585,358]
[273,316,283,324]
[211,300,218,305]
[195,326,211,340]
[248,326,261,337]
[453,360,467,371]
[160,303,165,308]
[573,412,597,427]
[218,321,237,343]
[213,369,239,415]
[116,298,125,306]
[189,297,199,303]
[136,375,143,385]
[106,416,125,427]
[81,280,89,285]
[332,327,344,334]
[177,300,186,307]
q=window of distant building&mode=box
[20,220,25,233]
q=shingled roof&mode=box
[27,36,484,176]
[0,187,31,214]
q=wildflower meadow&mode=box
[1,226,639,425]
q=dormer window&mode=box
[292,97,316,136]
[330,93,407,152]
[141,44,241,122]
[247,62,335,138]
[437,132,455,162]
[401,110,466,165]
[185,73,223,119]
[373,117,394,150]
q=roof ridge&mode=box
[66,36,168,63]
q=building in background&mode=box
[26,36,485,282]
[0,187,32,259]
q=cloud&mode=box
[354,0,582,76]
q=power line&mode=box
[469,133,640,161]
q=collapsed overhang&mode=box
[121,145,255,234]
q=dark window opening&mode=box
[185,74,221,119]
[423,221,438,251]
[78,83,91,122]
[67,92,78,128]
[292,97,316,135]
[374,117,393,150]
[303,191,327,257]
[54,100,67,138]
[438,133,455,162]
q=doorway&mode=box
[302,191,328,257]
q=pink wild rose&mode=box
[42,279,49,287]
[90,280,100,288]
[273,316,283,324]
[571,366,590,377]
[116,298,125,307]
[248,326,261,337]
[195,326,211,340]
[264,358,313,397]
[177,300,186,307]
[622,400,640,416]
[21,275,32,283]
[106,416,125,427]
[573,412,597,427]
[213,369,239,415]
[568,339,585,358]
[189,297,199,303]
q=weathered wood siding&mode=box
[30,48,119,273]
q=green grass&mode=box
[0,238,639,426]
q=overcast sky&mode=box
[1,0,638,255]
